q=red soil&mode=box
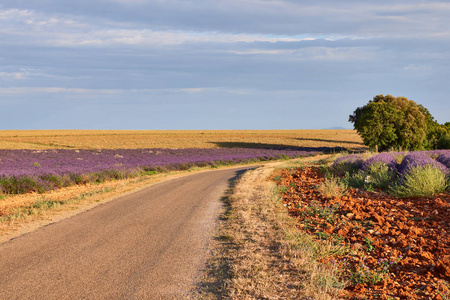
[274,166,450,299]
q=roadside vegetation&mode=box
[199,150,449,299]
[282,151,449,299]
[332,150,449,197]
[196,158,347,299]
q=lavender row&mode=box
[333,150,450,176]
[0,148,320,194]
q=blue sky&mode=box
[1,0,449,129]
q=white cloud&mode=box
[0,72,26,80]
[178,88,209,94]
[0,87,120,95]
[228,49,296,55]
[3,1,449,51]
[25,28,320,47]
[0,8,322,47]
[0,8,32,20]
[296,47,378,61]
[403,64,432,72]
[228,46,377,61]
[0,87,220,95]
[0,68,71,81]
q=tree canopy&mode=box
[349,95,447,151]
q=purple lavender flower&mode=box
[423,149,450,159]
[332,154,364,169]
[0,148,320,194]
[436,153,450,169]
[362,153,398,171]
[398,152,448,175]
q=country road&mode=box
[0,166,256,299]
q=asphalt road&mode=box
[0,166,254,299]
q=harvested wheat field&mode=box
[0,129,364,150]
[274,166,450,299]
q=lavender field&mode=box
[0,148,320,194]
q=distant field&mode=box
[0,130,364,150]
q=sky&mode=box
[0,0,449,130]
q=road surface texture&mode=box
[0,166,255,299]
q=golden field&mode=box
[0,129,364,150]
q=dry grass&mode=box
[0,129,364,150]
[196,157,347,299]
[316,177,348,199]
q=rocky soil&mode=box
[274,166,450,299]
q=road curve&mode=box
[0,166,255,299]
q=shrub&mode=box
[342,163,396,192]
[70,173,90,185]
[342,170,367,189]
[437,133,450,149]
[364,163,397,191]
[334,150,450,197]
[398,152,447,175]
[332,154,364,176]
[436,153,450,169]
[362,153,398,171]
[0,176,47,194]
[41,174,64,189]
[390,165,447,198]
[316,177,347,198]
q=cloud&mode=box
[0,87,220,96]
[227,49,296,55]
[2,2,449,51]
[0,72,26,80]
[0,87,119,95]
[3,0,450,38]
[0,1,449,129]
[0,9,320,48]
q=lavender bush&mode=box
[390,165,448,197]
[335,150,450,197]
[332,154,364,175]
[0,148,319,194]
[398,152,448,176]
[436,153,450,169]
[362,153,398,171]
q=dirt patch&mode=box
[274,166,450,299]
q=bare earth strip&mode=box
[0,166,256,300]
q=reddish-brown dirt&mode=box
[274,166,450,299]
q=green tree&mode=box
[436,122,450,149]
[349,95,429,151]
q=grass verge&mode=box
[195,157,347,299]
